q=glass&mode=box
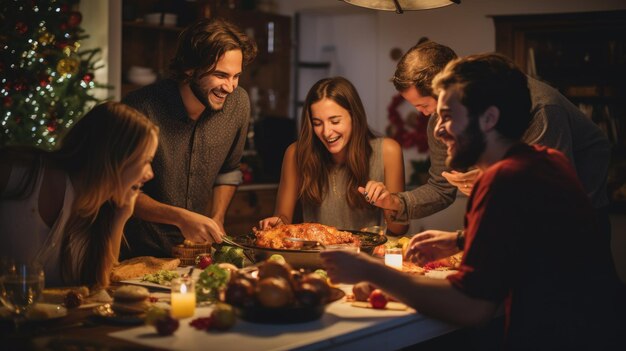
[384,248,403,270]
[170,277,195,319]
[0,260,45,330]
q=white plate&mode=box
[424,269,458,279]
[91,303,144,325]
[119,267,199,290]
[0,303,67,321]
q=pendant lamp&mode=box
[342,0,461,14]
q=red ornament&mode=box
[67,12,82,27]
[3,96,12,108]
[242,170,253,184]
[14,82,26,92]
[82,73,93,83]
[39,74,51,87]
[60,4,69,13]
[47,120,57,132]
[56,41,68,49]
[60,22,68,31]
[387,93,430,153]
[15,22,28,35]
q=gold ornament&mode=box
[63,41,80,56]
[38,32,55,45]
[56,57,80,76]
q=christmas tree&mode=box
[0,0,104,150]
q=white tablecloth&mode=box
[110,285,457,351]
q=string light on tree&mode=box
[0,0,105,150]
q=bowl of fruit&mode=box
[221,257,345,324]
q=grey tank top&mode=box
[302,138,384,231]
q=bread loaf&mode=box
[110,256,180,282]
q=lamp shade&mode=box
[342,0,460,13]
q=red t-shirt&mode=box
[447,143,620,350]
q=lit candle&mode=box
[170,277,196,318]
[384,247,403,270]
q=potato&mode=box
[353,281,374,302]
[256,277,294,308]
[257,260,293,283]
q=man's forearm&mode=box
[210,184,237,224]
[133,193,185,227]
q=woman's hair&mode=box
[432,53,531,140]
[169,18,258,82]
[52,102,158,287]
[297,77,375,209]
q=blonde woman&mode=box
[0,102,158,288]
[259,77,407,235]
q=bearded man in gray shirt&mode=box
[121,18,257,259]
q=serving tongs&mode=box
[283,237,326,250]
[214,235,257,264]
[220,235,248,249]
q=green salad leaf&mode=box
[195,264,229,303]
[141,270,180,285]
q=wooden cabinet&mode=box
[120,0,291,118]
[492,10,626,209]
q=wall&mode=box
[280,0,626,134]
[79,1,114,100]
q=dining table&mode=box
[1,272,459,351]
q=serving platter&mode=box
[229,230,387,269]
[233,288,345,324]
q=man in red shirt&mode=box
[321,53,621,350]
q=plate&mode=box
[119,267,198,290]
[233,287,345,324]
[0,303,67,321]
[91,304,145,325]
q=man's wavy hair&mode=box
[169,18,257,82]
[432,53,532,140]
[392,40,457,97]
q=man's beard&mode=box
[189,74,225,112]
[447,118,486,170]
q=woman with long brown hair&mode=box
[259,77,407,235]
[0,102,158,288]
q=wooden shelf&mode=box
[492,10,626,206]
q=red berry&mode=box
[195,254,213,269]
[369,289,388,309]
[155,316,179,336]
[190,316,213,330]
[64,291,83,308]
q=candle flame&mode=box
[181,283,187,294]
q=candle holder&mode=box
[170,277,196,319]
[384,247,403,270]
